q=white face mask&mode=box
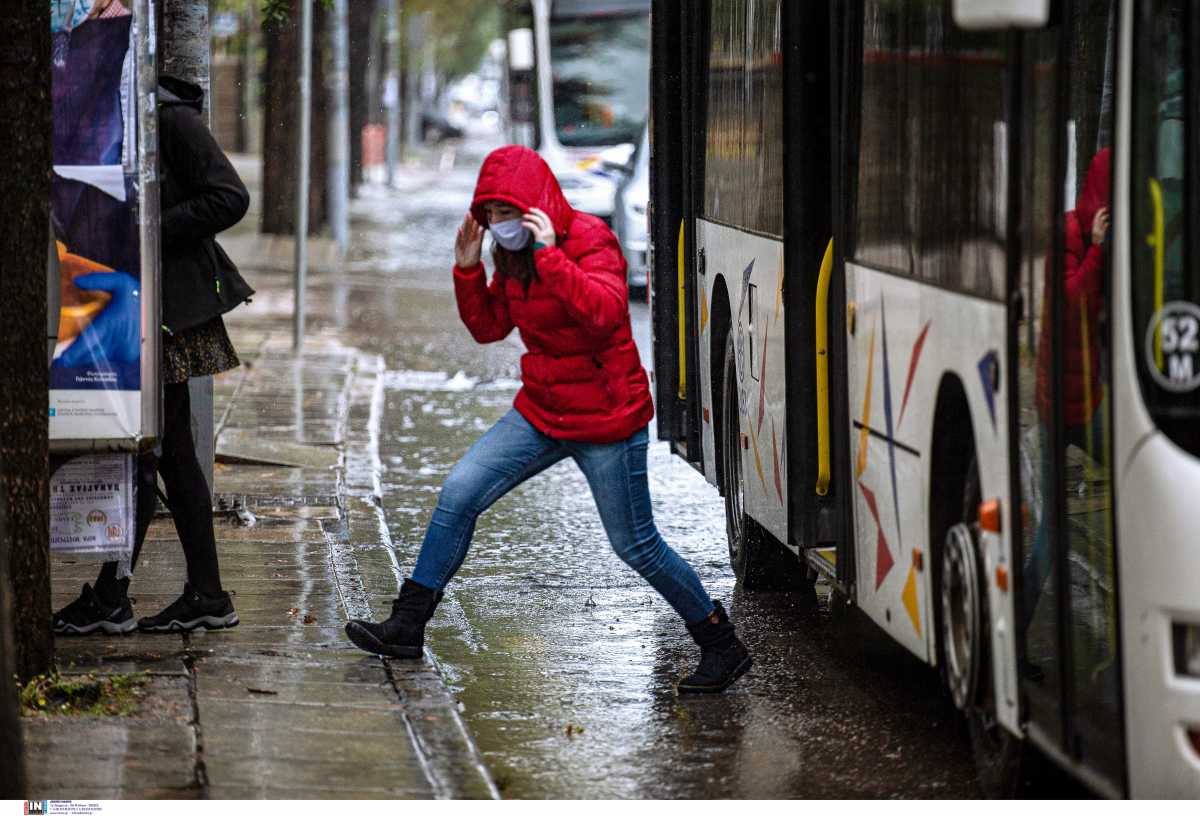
[490,218,531,251]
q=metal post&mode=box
[327,0,349,253]
[384,0,400,185]
[404,11,424,153]
[293,0,313,353]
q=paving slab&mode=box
[23,677,198,798]
[215,429,341,470]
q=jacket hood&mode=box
[1075,147,1111,243]
[158,75,204,112]
[470,145,574,236]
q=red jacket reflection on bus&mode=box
[1038,148,1110,427]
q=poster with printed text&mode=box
[49,453,135,559]
[49,0,148,443]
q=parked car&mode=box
[612,125,649,295]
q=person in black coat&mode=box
[53,75,254,635]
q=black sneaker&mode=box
[53,583,136,636]
[138,583,239,633]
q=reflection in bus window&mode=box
[550,13,649,148]
[1027,146,1111,647]
[1015,25,1064,740]
[1024,0,1123,782]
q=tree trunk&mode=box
[262,0,328,236]
[348,0,373,193]
[0,0,53,688]
[0,486,25,798]
[161,0,211,109]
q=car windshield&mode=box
[550,13,649,148]
[1131,0,1200,454]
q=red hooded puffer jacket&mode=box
[1037,148,1109,427]
[453,145,655,443]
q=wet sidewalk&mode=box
[31,315,497,799]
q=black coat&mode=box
[158,75,253,333]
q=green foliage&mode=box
[18,671,149,718]
[407,0,502,83]
[258,0,334,29]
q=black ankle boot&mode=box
[677,601,752,694]
[345,578,444,659]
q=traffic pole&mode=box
[327,0,350,254]
[384,0,400,186]
[293,0,313,353]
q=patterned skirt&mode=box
[162,316,240,384]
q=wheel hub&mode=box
[942,522,982,711]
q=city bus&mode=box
[648,0,1200,797]
[504,0,651,222]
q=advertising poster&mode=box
[49,453,135,559]
[49,0,157,444]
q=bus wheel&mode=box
[720,332,804,589]
[942,521,982,710]
[942,462,1023,796]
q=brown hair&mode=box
[493,243,537,290]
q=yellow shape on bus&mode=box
[855,325,877,479]
[901,565,921,637]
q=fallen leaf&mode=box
[246,688,278,696]
[287,608,299,617]
[302,615,316,625]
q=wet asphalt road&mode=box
[288,131,996,798]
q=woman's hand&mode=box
[1091,206,1110,247]
[87,0,118,18]
[523,208,556,249]
[455,212,485,268]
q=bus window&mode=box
[701,0,783,238]
[703,0,746,230]
[550,11,649,148]
[906,7,1006,300]
[1014,23,1063,742]
[1019,0,1123,783]
[853,0,910,274]
[1132,0,1200,455]
[853,0,1006,299]
[743,0,783,237]
[1060,1,1122,780]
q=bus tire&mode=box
[719,331,805,590]
[942,459,1024,797]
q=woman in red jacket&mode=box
[346,146,751,693]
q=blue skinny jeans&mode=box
[410,409,716,625]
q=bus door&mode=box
[649,0,703,462]
[1011,1,1125,795]
[780,0,838,563]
